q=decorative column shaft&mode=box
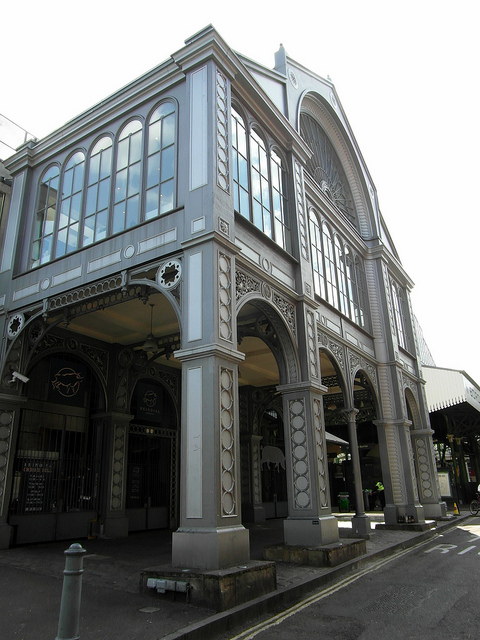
[342,408,371,536]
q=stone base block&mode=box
[284,516,339,547]
[141,560,276,611]
[264,538,366,568]
[172,525,250,570]
[375,520,436,532]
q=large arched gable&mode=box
[298,92,376,240]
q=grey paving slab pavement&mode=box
[0,512,470,640]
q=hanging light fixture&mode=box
[142,304,158,353]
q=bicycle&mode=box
[470,494,480,516]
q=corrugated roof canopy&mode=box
[423,367,480,414]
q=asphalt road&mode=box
[224,519,480,640]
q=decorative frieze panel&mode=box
[313,397,328,508]
[384,423,406,504]
[216,69,229,193]
[294,161,309,262]
[218,252,232,342]
[412,435,433,501]
[317,329,346,377]
[348,350,378,396]
[306,310,319,380]
[220,367,236,517]
[47,274,125,313]
[236,268,297,338]
[0,410,14,516]
[289,398,312,509]
[110,423,126,511]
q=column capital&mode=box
[341,407,359,421]
[276,381,328,396]
[174,342,245,364]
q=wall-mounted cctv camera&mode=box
[11,371,30,384]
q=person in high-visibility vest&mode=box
[373,481,385,509]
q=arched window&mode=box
[334,235,348,316]
[309,210,326,299]
[250,129,272,236]
[231,104,290,251]
[354,256,369,329]
[146,102,176,219]
[113,120,143,234]
[323,223,338,309]
[271,149,289,252]
[56,152,85,258]
[83,137,112,246]
[231,107,249,218]
[31,165,60,268]
[392,282,407,349]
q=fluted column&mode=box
[342,408,371,536]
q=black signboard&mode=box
[19,459,55,512]
[134,382,163,423]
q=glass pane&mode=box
[67,223,79,252]
[45,206,56,234]
[41,234,53,263]
[261,177,271,210]
[162,113,175,147]
[59,199,70,226]
[128,162,141,197]
[88,154,100,185]
[239,188,249,218]
[147,152,160,189]
[96,210,108,241]
[100,145,112,180]
[251,170,261,200]
[70,193,82,222]
[63,168,74,197]
[120,120,142,140]
[83,215,94,246]
[115,168,127,203]
[260,148,269,177]
[253,200,263,230]
[85,184,98,215]
[113,203,125,234]
[159,180,173,214]
[92,136,112,156]
[126,195,139,228]
[72,162,84,193]
[148,120,161,155]
[116,138,129,170]
[161,145,174,181]
[130,131,142,164]
[97,178,110,211]
[239,157,248,188]
[145,186,159,219]
[31,240,40,265]
[55,228,66,257]
[263,208,272,238]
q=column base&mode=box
[172,525,250,570]
[284,515,339,547]
[383,504,425,525]
[351,514,372,537]
[423,501,447,519]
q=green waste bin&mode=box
[337,492,349,512]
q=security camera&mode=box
[11,371,29,384]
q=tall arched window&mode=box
[231,104,290,251]
[323,223,338,308]
[392,282,407,349]
[31,165,60,268]
[56,152,85,258]
[146,102,176,219]
[334,235,348,316]
[309,211,326,299]
[83,137,112,246]
[309,209,369,330]
[231,107,250,218]
[113,120,143,234]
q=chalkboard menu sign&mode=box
[19,459,55,512]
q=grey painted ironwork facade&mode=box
[0,26,446,565]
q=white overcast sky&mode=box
[2,0,479,384]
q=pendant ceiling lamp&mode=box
[142,304,158,353]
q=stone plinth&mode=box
[375,520,436,532]
[264,538,366,567]
[141,560,276,611]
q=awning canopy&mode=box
[423,366,480,414]
[325,431,349,445]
